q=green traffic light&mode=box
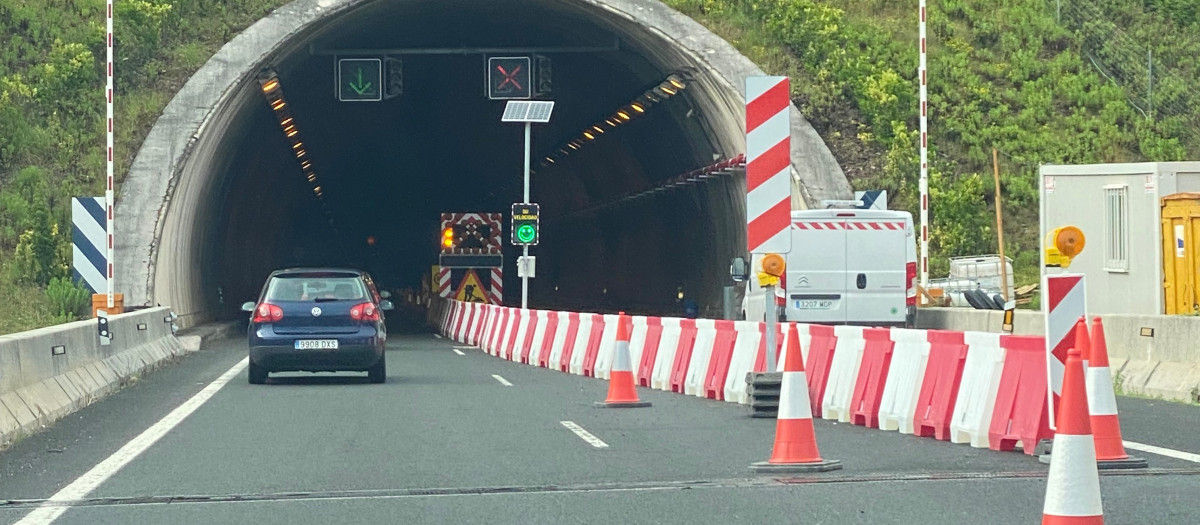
[516,224,536,243]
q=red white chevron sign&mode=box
[746,76,792,254]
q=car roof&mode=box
[268,267,367,278]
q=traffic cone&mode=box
[594,312,651,408]
[751,323,842,473]
[1087,317,1147,469]
[1041,346,1104,525]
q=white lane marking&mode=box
[561,421,609,448]
[15,357,249,525]
[434,334,443,339]
[1124,441,1200,463]
[452,349,465,356]
[492,374,513,387]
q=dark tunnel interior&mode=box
[193,0,747,320]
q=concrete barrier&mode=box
[1,307,194,448]
[916,308,1200,403]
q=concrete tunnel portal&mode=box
[117,0,851,328]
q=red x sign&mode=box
[488,57,531,99]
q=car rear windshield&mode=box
[265,275,367,302]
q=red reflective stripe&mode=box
[746,139,789,193]
[746,79,788,132]
[747,200,791,250]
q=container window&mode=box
[1104,186,1129,271]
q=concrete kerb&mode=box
[1,308,211,449]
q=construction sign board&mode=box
[454,269,489,303]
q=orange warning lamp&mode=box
[757,253,786,286]
[1044,226,1085,268]
[441,227,455,249]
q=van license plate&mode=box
[295,340,338,350]
[795,300,833,310]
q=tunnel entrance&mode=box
[117,0,850,328]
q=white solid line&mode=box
[561,421,609,448]
[492,374,513,387]
[434,334,443,339]
[452,349,465,356]
[15,357,250,525]
[1124,440,1200,463]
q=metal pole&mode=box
[1148,49,1153,120]
[765,285,777,372]
[106,0,115,309]
[919,0,930,295]
[522,121,531,309]
[723,286,736,320]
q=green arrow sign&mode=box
[337,58,382,102]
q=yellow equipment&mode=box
[1044,226,1085,268]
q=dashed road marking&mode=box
[434,334,443,339]
[492,374,513,387]
[1124,441,1200,463]
[561,421,608,448]
[13,357,249,524]
[452,349,465,356]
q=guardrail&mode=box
[1,307,192,448]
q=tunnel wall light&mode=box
[256,69,338,231]
[533,71,692,171]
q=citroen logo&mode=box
[796,276,811,287]
[311,307,322,317]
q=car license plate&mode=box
[795,300,833,310]
[295,339,338,350]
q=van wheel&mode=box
[248,361,268,384]
[368,353,386,384]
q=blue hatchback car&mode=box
[242,268,393,384]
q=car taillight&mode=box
[906,262,917,307]
[253,303,284,323]
[350,302,379,321]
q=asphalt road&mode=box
[2,332,1198,524]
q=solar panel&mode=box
[502,100,554,123]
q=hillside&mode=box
[1,0,1198,333]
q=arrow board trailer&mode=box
[744,209,917,327]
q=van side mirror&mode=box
[241,302,256,312]
[380,300,394,311]
[730,257,749,282]
[380,291,392,299]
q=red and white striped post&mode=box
[105,0,115,308]
[746,76,793,373]
[1044,274,1086,430]
[745,76,792,256]
[490,267,503,305]
[918,0,930,292]
[437,267,451,298]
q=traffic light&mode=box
[511,203,540,246]
[441,227,455,250]
[488,56,531,100]
[534,55,551,97]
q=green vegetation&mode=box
[665,0,1199,288]
[0,0,290,334]
[2,0,1198,332]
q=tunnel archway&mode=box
[116,0,851,328]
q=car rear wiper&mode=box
[313,297,341,302]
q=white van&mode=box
[743,209,917,327]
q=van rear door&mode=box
[843,215,908,325]
[785,217,847,324]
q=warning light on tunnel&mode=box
[488,57,531,100]
[442,227,455,249]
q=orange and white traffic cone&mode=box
[751,323,842,473]
[595,312,651,408]
[1042,346,1104,525]
[1086,317,1147,469]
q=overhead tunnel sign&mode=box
[338,58,382,102]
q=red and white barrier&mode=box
[434,299,1070,458]
[877,328,931,433]
[949,332,1005,448]
[650,318,681,390]
[822,326,867,423]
